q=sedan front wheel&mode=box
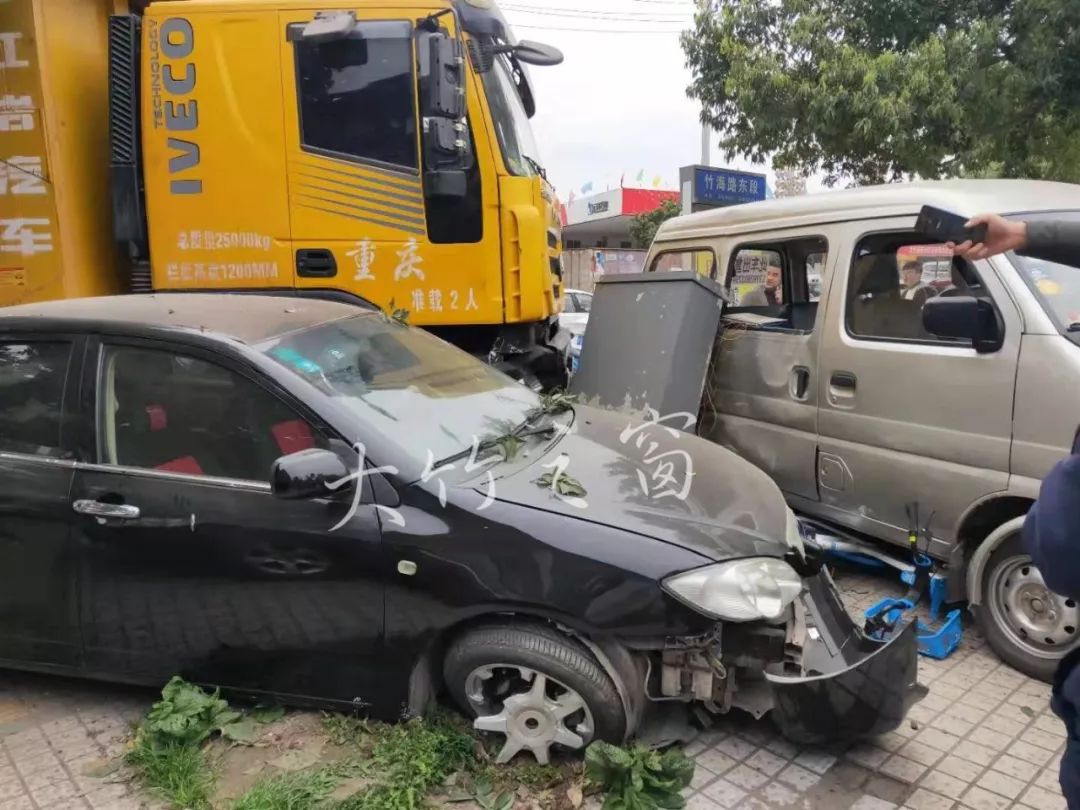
[443,623,626,763]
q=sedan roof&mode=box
[0,293,370,344]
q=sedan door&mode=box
[0,335,82,667]
[70,337,388,707]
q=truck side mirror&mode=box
[417,28,469,198]
[420,33,466,120]
[922,296,1004,353]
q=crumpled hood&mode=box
[486,404,792,561]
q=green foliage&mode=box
[386,298,410,324]
[629,200,682,249]
[323,712,374,747]
[138,676,241,750]
[535,389,579,415]
[682,0,1080,184]
[585,743,694,810]
[335,716,476,810]
[232,765,346,810]
[493,434,525,462]
[127,740,215,810]
[534,470,587,498]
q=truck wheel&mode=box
[974,533,1080,682]
[443,623,625,763]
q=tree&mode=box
[774,168,807,198]
[629,200,682,248]
[682,0,1080,185]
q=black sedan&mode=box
[0,294,922,763]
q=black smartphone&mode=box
[916,205,989,244]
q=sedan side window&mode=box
[99,346,325,481]
[0,341,71,457]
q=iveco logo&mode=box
[160,18,202,195]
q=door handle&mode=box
[73,500,141,520]
[830,371,857,390]
[789,366,810,400]
[296,248,337,278]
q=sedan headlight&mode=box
[662,558,804,622]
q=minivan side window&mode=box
[725,237,828,333]
[846,235,987,343]
[294,21,418,170]
[0,341,71,457]
[98,346,326,482]
[650,249,716,278]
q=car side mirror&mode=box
[922,296,1004,353]
[271,448,349,500]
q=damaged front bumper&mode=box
[652,567,925,745]
[764,568,926,744]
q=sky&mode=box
[498,0,819,198]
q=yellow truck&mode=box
[0,0,567,382]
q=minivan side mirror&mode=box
[272,448,349,500]
[922,296,1004,353]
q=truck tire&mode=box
[443,623,625,763]
[974,533,1080,683]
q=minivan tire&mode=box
[443,623,626,761]
[974,533,1080,683]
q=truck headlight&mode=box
[662,558,803,622]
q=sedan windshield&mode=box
[259,315,539,466]
[482,55,543,178]
[1010,211,1080,336]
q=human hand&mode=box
[948,213,1028,261]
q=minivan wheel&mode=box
[443,623,625,764]
[975,534,1080,682]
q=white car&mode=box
[559,288,592,334]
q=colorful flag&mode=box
[652,175,663,188]
[581,181,594,194]
[568,189,576,204]
[636,169,646,183]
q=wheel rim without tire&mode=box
[464,664,594,764]
[987,554,1080,659]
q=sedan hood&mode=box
[484,405,793,562]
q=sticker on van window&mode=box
[1036,278,1062,296]
[270,346,322,374]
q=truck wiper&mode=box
[523,155,547,180]
[1067,323,1080,332]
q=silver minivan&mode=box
[644,179,1080,680]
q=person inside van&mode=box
[742,263,783,306]
[952,211,1080,809]
[899,261,936,307]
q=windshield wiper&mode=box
[1068,323,1080,332]
[523,155,546,180]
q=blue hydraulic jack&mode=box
[863,503,963,660]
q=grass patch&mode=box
[127,739,215,810]
[232,764,350,810]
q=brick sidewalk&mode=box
[0,570,1068,809]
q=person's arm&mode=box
[1019,220,1080,268]
[951,213,1080,267]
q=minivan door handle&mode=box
[790,366,810,401]
[73,500,140,520]
[830,371,857,390]
[296,248,338,278]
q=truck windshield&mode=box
[1009,212,1080,338]
[482,56,543,178]
[259,315,539,468]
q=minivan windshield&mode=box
[258,315,539,467]
[1010,211,1080,338]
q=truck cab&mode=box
[0,0,566,382]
